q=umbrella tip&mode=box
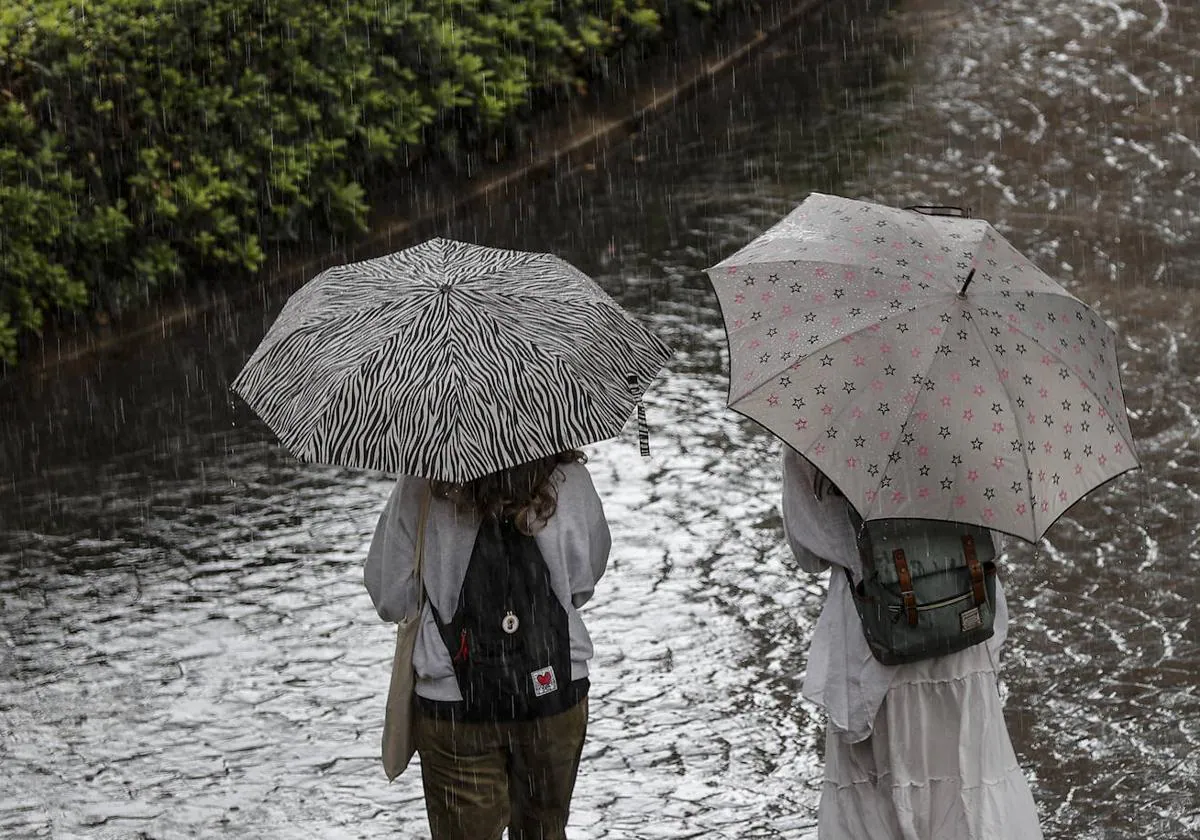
[957,268,977,298]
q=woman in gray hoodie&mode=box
[365,450,611,840]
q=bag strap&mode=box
[962,534,987,606]
[892,549,919,627]
[413,485,433,614]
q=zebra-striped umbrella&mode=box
[232,238,673,482]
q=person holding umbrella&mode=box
[365,449,611,840]
[231,237,673,839]
[705,194,1139,837]
[781,447,1043,838]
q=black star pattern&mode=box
[716,198,1133,533]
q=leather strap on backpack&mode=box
[962,534,987,606]
[893,549,919,627]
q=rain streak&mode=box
[1,0,1197,838]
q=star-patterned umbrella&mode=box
[705,193,1139,543]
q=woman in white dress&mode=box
[781,447,1045,839]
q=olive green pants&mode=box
[414,697,588,840]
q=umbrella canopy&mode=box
[705,193,1138,543]
[233,238,673,481]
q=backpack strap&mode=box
[892,549,919,627]
[962,534,987,606]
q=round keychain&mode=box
[501,611,520,634]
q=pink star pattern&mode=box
[706,193,1139,541]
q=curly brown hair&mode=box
[431,450,587,534]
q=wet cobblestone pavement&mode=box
[2,0,1198,837]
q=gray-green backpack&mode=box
[845,515,998,665]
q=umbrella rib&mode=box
[994,314,1136,451]
[869,313,953,522]
[240,297,433,382]
[457,299,645,439]
[961,314,1040,536]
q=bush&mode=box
[0,0,733,366]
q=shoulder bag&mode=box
[381,487,432,780]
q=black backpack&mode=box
[430,515,576,722]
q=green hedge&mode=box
[0,0,731,366]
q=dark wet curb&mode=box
[12,0,835,380]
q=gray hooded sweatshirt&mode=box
[364,461,611,701]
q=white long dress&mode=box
[781,449,1044,840]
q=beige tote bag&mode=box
[381,488,431,781]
